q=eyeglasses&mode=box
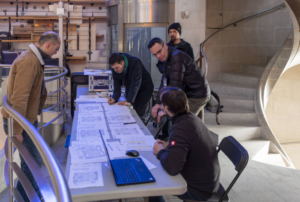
[152,47,163,57]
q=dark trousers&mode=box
[132,101,150,125]
[161,96,210,137]
[3,118,43,202]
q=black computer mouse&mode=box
[126,150,139,157]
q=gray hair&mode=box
[38,31,61,46]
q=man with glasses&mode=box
[107,53,154,124]
[148,37,210,140]
[1,31,61,201]
[156,22,194,74]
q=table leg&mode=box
[144,197,149,202]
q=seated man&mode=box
[151,87,220,202]
[108,53,154,124]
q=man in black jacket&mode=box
[156,22,194,74]
[108,53,154,124]
[150,87,220,202]
[148,37,210,139]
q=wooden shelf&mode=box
[1,39,72,43]
[96,35,104,38]
[1,0,105,3]
[66,56,86,60]
[0,16,106,20]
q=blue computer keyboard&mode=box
[111,159,140,182]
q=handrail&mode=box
[3,95,72,202]
[197,3,286,77]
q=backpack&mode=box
[205,91,223,125]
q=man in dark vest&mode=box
[108,53,154,124]
[156,22,194,73]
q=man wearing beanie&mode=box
[156,22,194,74]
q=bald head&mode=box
[37,31,61,57]
[38,31,61,46]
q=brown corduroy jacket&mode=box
[1,48,47,134]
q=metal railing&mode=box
[197,3,286,77]
[2,65,72,202]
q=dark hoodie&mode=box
[111,53,154,105]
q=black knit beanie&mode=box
[168,23,181,35]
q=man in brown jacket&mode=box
[2,31,61,201]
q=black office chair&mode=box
[188,136,249,202]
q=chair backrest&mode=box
[70,72,88,117]
[217,136,249,202]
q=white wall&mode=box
[175,0,206,59]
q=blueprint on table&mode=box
[77,112,106,127]
[76,127,109,141]
[109,123,143,138]
[68,163,103,189]
[79,103,104,113]
[69,140,107,164]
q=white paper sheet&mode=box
[105,141,127,159]
[102,103,130,113]
[77,112,106,127]
[140,156,157,170]
[84,69,111,75]
[75,97,108,103]
[76,127,109,141]
[105,112,136,124]
[119,135,156,151]
[79,95,99,99]
[69,140,107,164]
[79,103,103,113]
[109,124,144,138]
[68,163,103,189]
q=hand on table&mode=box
[153,139,167,155]
[151,104,161,118]
[118,101,131,106]
[107,97,116,105]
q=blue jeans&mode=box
[3,118,43,202]
[149,190,203,202]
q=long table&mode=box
[65,86,187,202]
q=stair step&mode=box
[221,72,260,88]
[241,64,265,77]
[207,123,261,144]
[204,108,257,125]
[218,94,254,111]
[262,153,286,167]
[210,81,256,100]
[240,139,270,161]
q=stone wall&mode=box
[205,0,292,82]
[174,0,206,59]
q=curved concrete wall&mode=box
[205,0,292,82]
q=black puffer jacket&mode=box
[156,39,194,73]
[111,53,154,105]
[156,47,210,103]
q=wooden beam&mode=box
[66,56,86,60]
[0,0,105,3]
[0,16,106,20]
[1,39,72,42]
